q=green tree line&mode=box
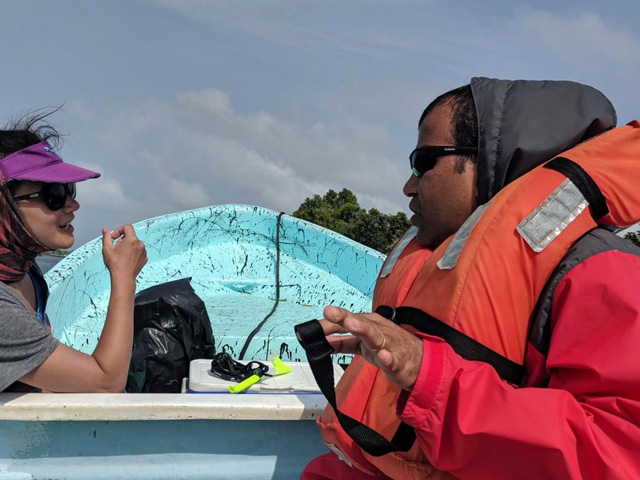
[294,190,640,254]
[293,188,410,253]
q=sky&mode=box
[1,0,639,246]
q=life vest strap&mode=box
[380,306,525,385]
[544,156,609,220]
[295,319,416,457]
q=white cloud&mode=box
[64,100,95,123]
[66,87,410,245]
[168,178,210,209]
[177,89,233,117]
[72,174,144,243]
[521,9,640,65]
[151,0,423,58]
[76,173,134,212]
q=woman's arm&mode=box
[20,225,147,392]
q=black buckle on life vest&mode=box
[294,319,335,362]
[375,305,398,324]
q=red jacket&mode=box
[303,244,640,479]
[398,246,640,479]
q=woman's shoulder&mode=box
[0,279,27,306]
[0,272,41,320]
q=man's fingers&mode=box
[343,314,386,353]
[323,307,392,355]
[375,348,394,369]
[319,318,347,336]
[326,335,361,355]
[320,304,425,390]
[323,305,351,323]
[370,333,387,353]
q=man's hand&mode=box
[321,305,423,391]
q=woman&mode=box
[0,114,147,393]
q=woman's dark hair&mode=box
[0,109,63,194]
[0,109,63,160]
[418,85,478,172]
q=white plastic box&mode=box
[188,359,344,393]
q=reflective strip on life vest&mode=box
[380,226,418,278]
[517,178,588,252]
[438,202,491,270]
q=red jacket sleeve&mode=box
[397,250,640,479]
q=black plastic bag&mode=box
[126,278,215,393]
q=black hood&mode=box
[471,77,617,205]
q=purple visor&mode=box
[0,141,100,185]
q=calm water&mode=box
[36,254,64,274]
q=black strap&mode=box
[544,157,609,221]
[295,304,526,456]
[389,306,525,385]
[238,211,285,359]
[294,319,416,457]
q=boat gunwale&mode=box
[0,392,327,422]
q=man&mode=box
[300,78,640,479]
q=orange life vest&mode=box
[318,122,640,479]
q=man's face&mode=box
[403,102,478,249]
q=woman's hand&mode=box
[101,225,147,282]
[321,305,424,391]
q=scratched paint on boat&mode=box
[45,204,385,362]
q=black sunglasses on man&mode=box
[409,146,478,178]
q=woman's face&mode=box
[12,181,80,250]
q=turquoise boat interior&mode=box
[46,204,385,364]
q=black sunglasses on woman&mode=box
[12,183,76,211]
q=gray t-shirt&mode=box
[0,269,58,392]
